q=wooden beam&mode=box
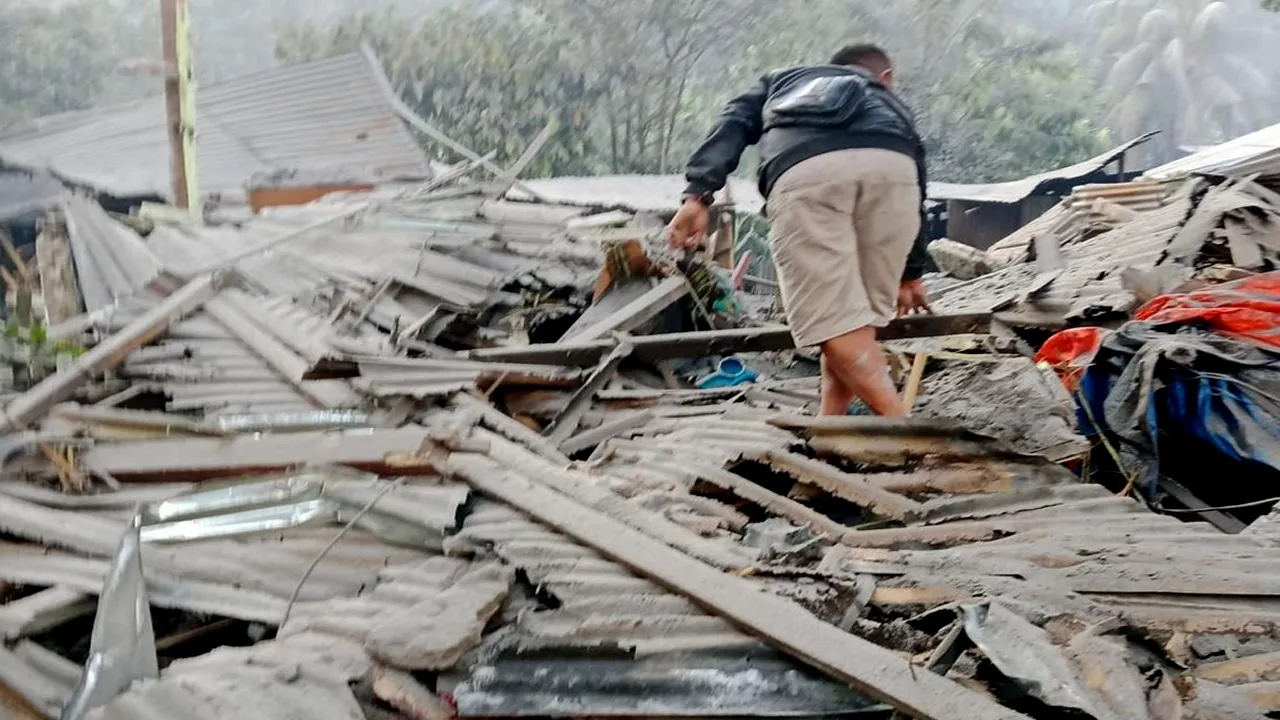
[0,273,222,433]
[473,313,994,367]
[80,427,436,482]
[446,451,1030,720]
[562,276,691,344]
[159,0,197,212]
[544,343,632,446]
[358,44,549,203]
[750,450,923,522]
[1194,651,1280,686]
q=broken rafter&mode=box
[544,342,633,446]
[486,119,558,200]
[79,426,439,482]
[473,313,995,367]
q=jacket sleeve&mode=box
[683,77,769,197]
[901,145,931,282]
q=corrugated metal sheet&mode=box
[983,181,1172,268]
[108,300,330,418]
[61,195,162,312]
[0,53,428,200]
[1147,122,1280,181]
[928,133,1156,205]
[934,188,1198,321]
[0,476,446,620]
[444,499,881,717]
[507,174,766,215]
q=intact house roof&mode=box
[0,52,429,202]
[928,132,1157,205]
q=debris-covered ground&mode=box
[2,55,1280,720]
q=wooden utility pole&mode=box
[160,0,199,214]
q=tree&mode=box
[520,0,780,174]
[0,0,145,128]
[1087,0,1275,162]
[713,0,1109,182]
[277,7,600,176]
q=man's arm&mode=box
[682,77,769,199]
[901,150,930,282]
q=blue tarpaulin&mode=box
[1076,323,1280,497]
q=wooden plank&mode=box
[544,343,633,446]
[560,411,654,456]
[372,665,453,720]
[80,427,435,482]
[446,450,1030,720]
[472,313,994,367]
[486,119,557,200]
[562,276,691,344]
[1194,651,1280,686]
[751,450,923,522]
[665,462,849,540]
[1238,681,1280,712]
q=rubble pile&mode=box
[0,163,1277,720]
[1,57,1280,716]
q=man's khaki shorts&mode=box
[767,148,922,348]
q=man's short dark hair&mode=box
[830,44,892,74]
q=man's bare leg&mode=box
[819,327,906,417]
[819,354,857,416]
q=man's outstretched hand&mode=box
[897,279,932,316]
[667,199,710,250]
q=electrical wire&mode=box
[279,477,407,629]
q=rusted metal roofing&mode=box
[0,53,428,201]
[928,133,1156,205]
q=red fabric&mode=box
[1135,271,1280,349]
[1035,327,1105,390]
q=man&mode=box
[668,44,930,417]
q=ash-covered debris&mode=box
[4,69,1280,720]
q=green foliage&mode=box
[9,0,1268,188]
[0,0,141,127]
[0,318,85,389]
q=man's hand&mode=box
[897,279,932,316]
[667,199,711,250]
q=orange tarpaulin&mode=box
[1135,271,1280,350]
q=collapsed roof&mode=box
[0,53,430,202]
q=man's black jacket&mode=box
[683,65,930,281]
